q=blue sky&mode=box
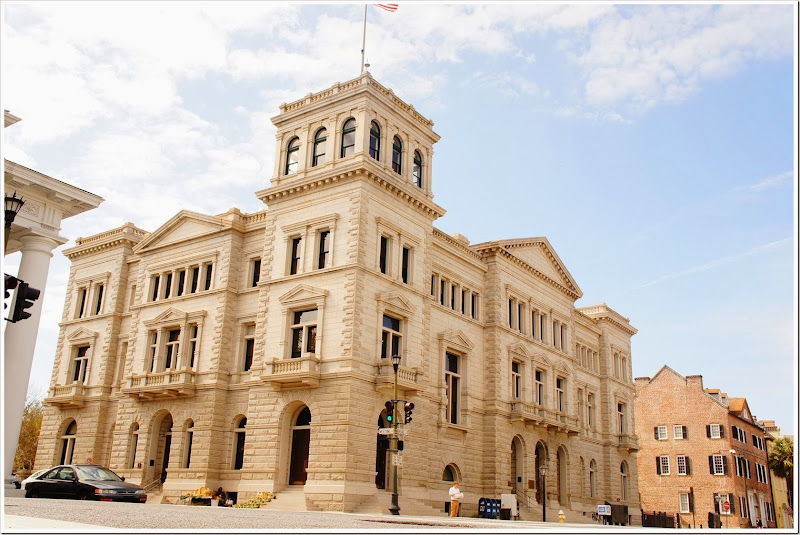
[2,2,797,434]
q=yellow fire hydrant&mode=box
[558,510,565,523]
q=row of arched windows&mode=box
[284,119,425,189]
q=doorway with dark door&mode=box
[289,407,311,485]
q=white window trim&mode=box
[673,425,685,439]
[659,455,670,475]
[679,493,690,514]
[657,425,668,440]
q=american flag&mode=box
[375,4,398,12]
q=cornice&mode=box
[432,228,484,263]
[577,304,638,336]
[256,166,445,220]
[64,223,147,260]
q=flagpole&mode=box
[360,4,367,74]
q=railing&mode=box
[128,370,195,388]
[142,480,162,493]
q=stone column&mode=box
[4,234,59,479]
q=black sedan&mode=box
[24,464,147,503]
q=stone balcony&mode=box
[542,408,581,435]
[509,401,544,423]
[375,361,421,395]
[46,383,87,408]
[617,433,639,452]
[122,370,196,400]
[261,356,320,388]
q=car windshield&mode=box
[74,466,123,481]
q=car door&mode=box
[34,467,65,498]
[58,467,79,499]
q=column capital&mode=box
[18,233,63,257]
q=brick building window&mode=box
[657,455,670,475]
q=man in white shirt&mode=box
[449,481,464,517]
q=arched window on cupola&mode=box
[341,118,356,157]
[313,128,327,167]
[413,150,423,188]
[285,137,300,175]
[369,121,381,160]
[392,136,402,174]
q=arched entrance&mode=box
[375,412,391,488]
[511,436,524,493]
[148,411,173,485]
[59,420,77,465]
[289,406,311,485]
[557,446,568,505]
[535,441,547,504]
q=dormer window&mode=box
[341,118,356,157]
[285,137,300,175]
[392,136,402,174]
[369,121,381,160]
[413,151,423,188]
[313,128,327,166]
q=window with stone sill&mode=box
[380,314,402,360]
[250,258,261,287]
[290,309,318,359]
[285,137,300,175]
[392,135,402,174]
[430,271,479,320]
[242,324,255,372]
[413,150,423,188]
[316,230,331,270]
[312,127,327,167]
[233,416,247,470]
[340,118,356,158]
[369,121,381,160]
[445,352,461,425]
[71,346,90,384]
[511,361,522,399]
[149,262,214,302]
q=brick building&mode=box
[635,366,775,528]
[35,72,640,522]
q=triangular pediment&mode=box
[279,284,329,305]
[438,330,474,352]
[473,237,582,299]
[133,210,224,253]
[377,292,416,315]
[554,361,573,376]
[67,327,99,343]
[507,343,532,359]
[532,352,553,368]
[145,307,190,326]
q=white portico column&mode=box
[4,234,60,479]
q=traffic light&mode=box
[384,400,395,423]
[4,274,19,309]
[404,401,414,424]
[10,281,40,323]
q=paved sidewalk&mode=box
[3,514,111,531]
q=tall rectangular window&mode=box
[188,324,198,369]
[72,346,90,384]
[148,331,158,372]
[243,324,255,371]
[471,294,478,319]
[518,303,524,333]
[76,287,88,318]
[556,377,565,412]
[317,231,330,269]
[445,352,460,424]
[381,314,402,360]
[535,370,544,405]
[290,309,318,359]
[204,264,213,291]
[676,455,689,475]
[151,276,160,302]
[656,426,668,440]
[400,247,410,284]
[450,283,456,310]
[511,361,521,399]
[290,237,302,275]
[176,270,186,296]
[190,267,200,293]
[440,279,446,306]
[618,402,626,434]
[587,393,595,428]
[251,259,261,287]
[379,236,389,274]
[679,493,690,513]
[163,273,173,299]
[93,284,104,315]
[164,329,180,370]
[129,285,136,310]
[461,289,467,314]
[658,455,670,475]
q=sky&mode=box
[2,2,797,435]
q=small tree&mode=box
[13,392,44,474]
[768,436,794,509]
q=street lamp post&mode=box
[539,466,547,523]
[4,191,25,254]
[388,353,402,515]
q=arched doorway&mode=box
[375,411,391,489]
[511,436,524,493]
[557,446,568,505]
[289,406,311,485]
[59,420,77,465]
[148,411,173,485]
[535,442,547,504]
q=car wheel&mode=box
[25,489,39,499]
[78,492,91,500]
[14,482,21,489]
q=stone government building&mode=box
[36,73,640,521]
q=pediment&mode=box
[133,210,224,253]
[144,307,191,326]
[279,284,329,305]
[377,291,416,315]
[554,361,573,376]
[507,343,532,359]
[531,352,553,368]
[438,330,474,353]
[67,327,99,344]
[475,237,582,299]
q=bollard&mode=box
[558,510,565,523]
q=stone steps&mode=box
[256,486,308,511]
